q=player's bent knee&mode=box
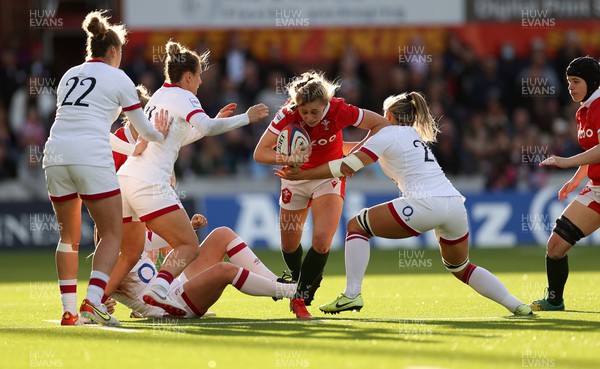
[216,262,238,278]
[552,215,584,247]
[354,208,374,237]
[209,226,237,246]
[546,238,570,259]
[311,236,332,254]
[346,217,368,236]
[310,243,330,254]
[212,226,235,239]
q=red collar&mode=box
[86,59,106,63]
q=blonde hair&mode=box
[284,71,340,111]
[164,40,209,83]
[383,91,440,143]
[82,10,127,59]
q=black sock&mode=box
[546,255,568,305]
[282,245,303,281]
[294,247,329,300]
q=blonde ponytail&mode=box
[383,91,440,143]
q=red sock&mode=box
[156,270,174,284]
[181,291,205,317]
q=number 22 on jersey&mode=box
[60,76,97,107]
[413,140,435,162]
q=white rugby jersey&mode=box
[359,125,461,199]
[112,253,166,319]
[43,60,144,168]
[118,83,249,184]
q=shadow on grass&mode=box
[3,247,600,283]
[103,312,599,342]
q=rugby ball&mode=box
[276,124,310,157]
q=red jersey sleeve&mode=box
[268,107,294,136]
[112,127,130,172]
[334,98,364,129]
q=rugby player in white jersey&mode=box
[42,11,171,326]
[114,39,269,316]
[276,92,533,317]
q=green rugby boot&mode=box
[530,289,565,311]
[530,298,565,311]
[319,293,363,314]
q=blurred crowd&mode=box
[0,30,588,196]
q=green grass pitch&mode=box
[1,246,599,369]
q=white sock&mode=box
[86,271,110,305]
[226,237,277,280]
[343,232,371,299]
[231,267,295,297]
[178,271,189,284]
[152,270,173,290]
[466,266,523,313]
[59,279,77,314]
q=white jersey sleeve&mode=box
[124,108,165,142]
[115,73,143,112]
[172,96,250,144]
[188,111,249,138]
[110,133,135,156]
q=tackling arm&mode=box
[274,151,376,180]
[189,112,250,137]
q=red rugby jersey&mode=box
[576,92,600,184]
[112,126,135,172]
[268,97,364,169]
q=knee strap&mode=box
[553,215,584,246]
[355,208,374,237]
[442,257,469,273]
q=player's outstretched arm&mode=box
[274,151,375,181]
[541,142,600,168]
[190,103,269,137]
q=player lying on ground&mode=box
[275,91,533,316]
[110,215,297,318]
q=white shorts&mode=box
[119,175,182,223]
[144,230,170,251]
[279,178,346,210]
[574,183,600,215]
[387,196,469,243]
[45,165,120,202]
